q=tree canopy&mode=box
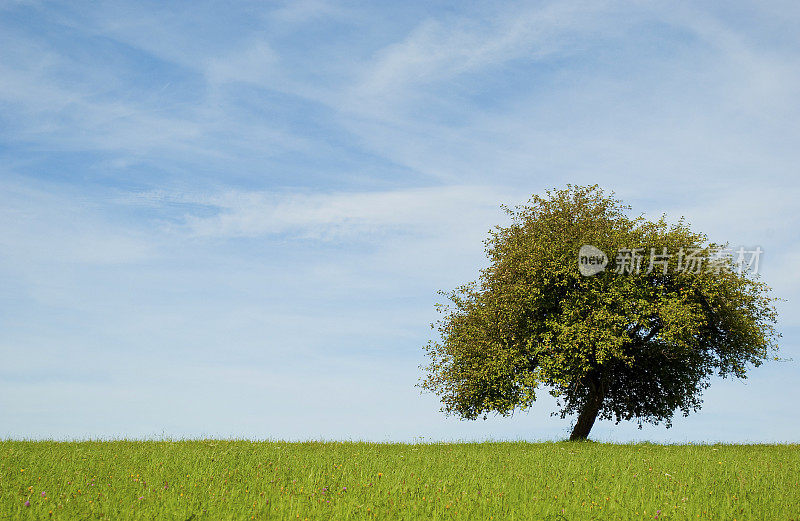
[420,185,780,440]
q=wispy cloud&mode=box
[0,178,154,266]
[178,185,512,240]
[352,2,612,104]
[205,40,279,87]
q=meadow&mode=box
[1,440,798,520]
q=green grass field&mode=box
[1,440,798,520]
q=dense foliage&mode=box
[421,185,780,439]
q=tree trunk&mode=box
[569,383,604,441]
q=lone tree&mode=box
[421,185,780,440]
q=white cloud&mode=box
[0,179,154,266]
[0,18,313,166]
[180,185,514,240]
[352,2,613,105]
[205,40,279,87]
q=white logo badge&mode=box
[578,245,608,276]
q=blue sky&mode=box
[1,0,799,442]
